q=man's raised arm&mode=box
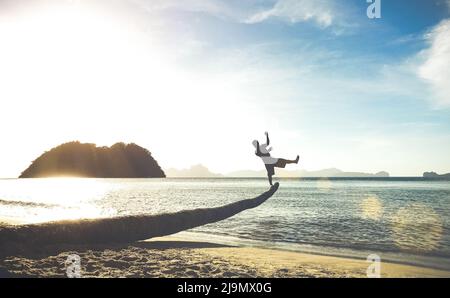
[255,141,262,156]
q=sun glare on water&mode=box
[0,178,117,224]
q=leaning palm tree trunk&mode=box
[0,183,279,247]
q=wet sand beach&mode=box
[1,233,448,278]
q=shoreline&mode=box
[168,231,450,272]
[2,219,450,277]
[1,233,449,278]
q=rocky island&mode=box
[423,172,450,180]
[19,141,165,178]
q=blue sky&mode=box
[0,0,449,176]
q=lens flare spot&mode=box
[360,195,383,220]
[316,178,332,192]
[391,203,443,253]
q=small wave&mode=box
[0,199,58,208]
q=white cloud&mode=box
[134,0,338,28]
[418,19,450,107]
[131,0,238,20]
[245,0,335,27]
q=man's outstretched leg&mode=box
[286,155,299,164]
[276,155,299,168]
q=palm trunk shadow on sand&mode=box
[0,183,279,251]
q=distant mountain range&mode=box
[165,164,389,178]
[227,168,390,178]
[165,164,223,178]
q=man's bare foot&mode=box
[295,155,299,164]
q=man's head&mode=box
[252,140,258,148]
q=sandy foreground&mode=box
[1,232,449,278]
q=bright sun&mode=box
[0,3,268,176]
[0,4,166,144]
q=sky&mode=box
[0,0,449,177]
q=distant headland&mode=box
[19,141,165,178]
[423,172,450,180]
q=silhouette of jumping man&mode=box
[253,132,299,186]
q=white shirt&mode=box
[256,143,278,165]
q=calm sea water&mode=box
[1,178,449,270]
